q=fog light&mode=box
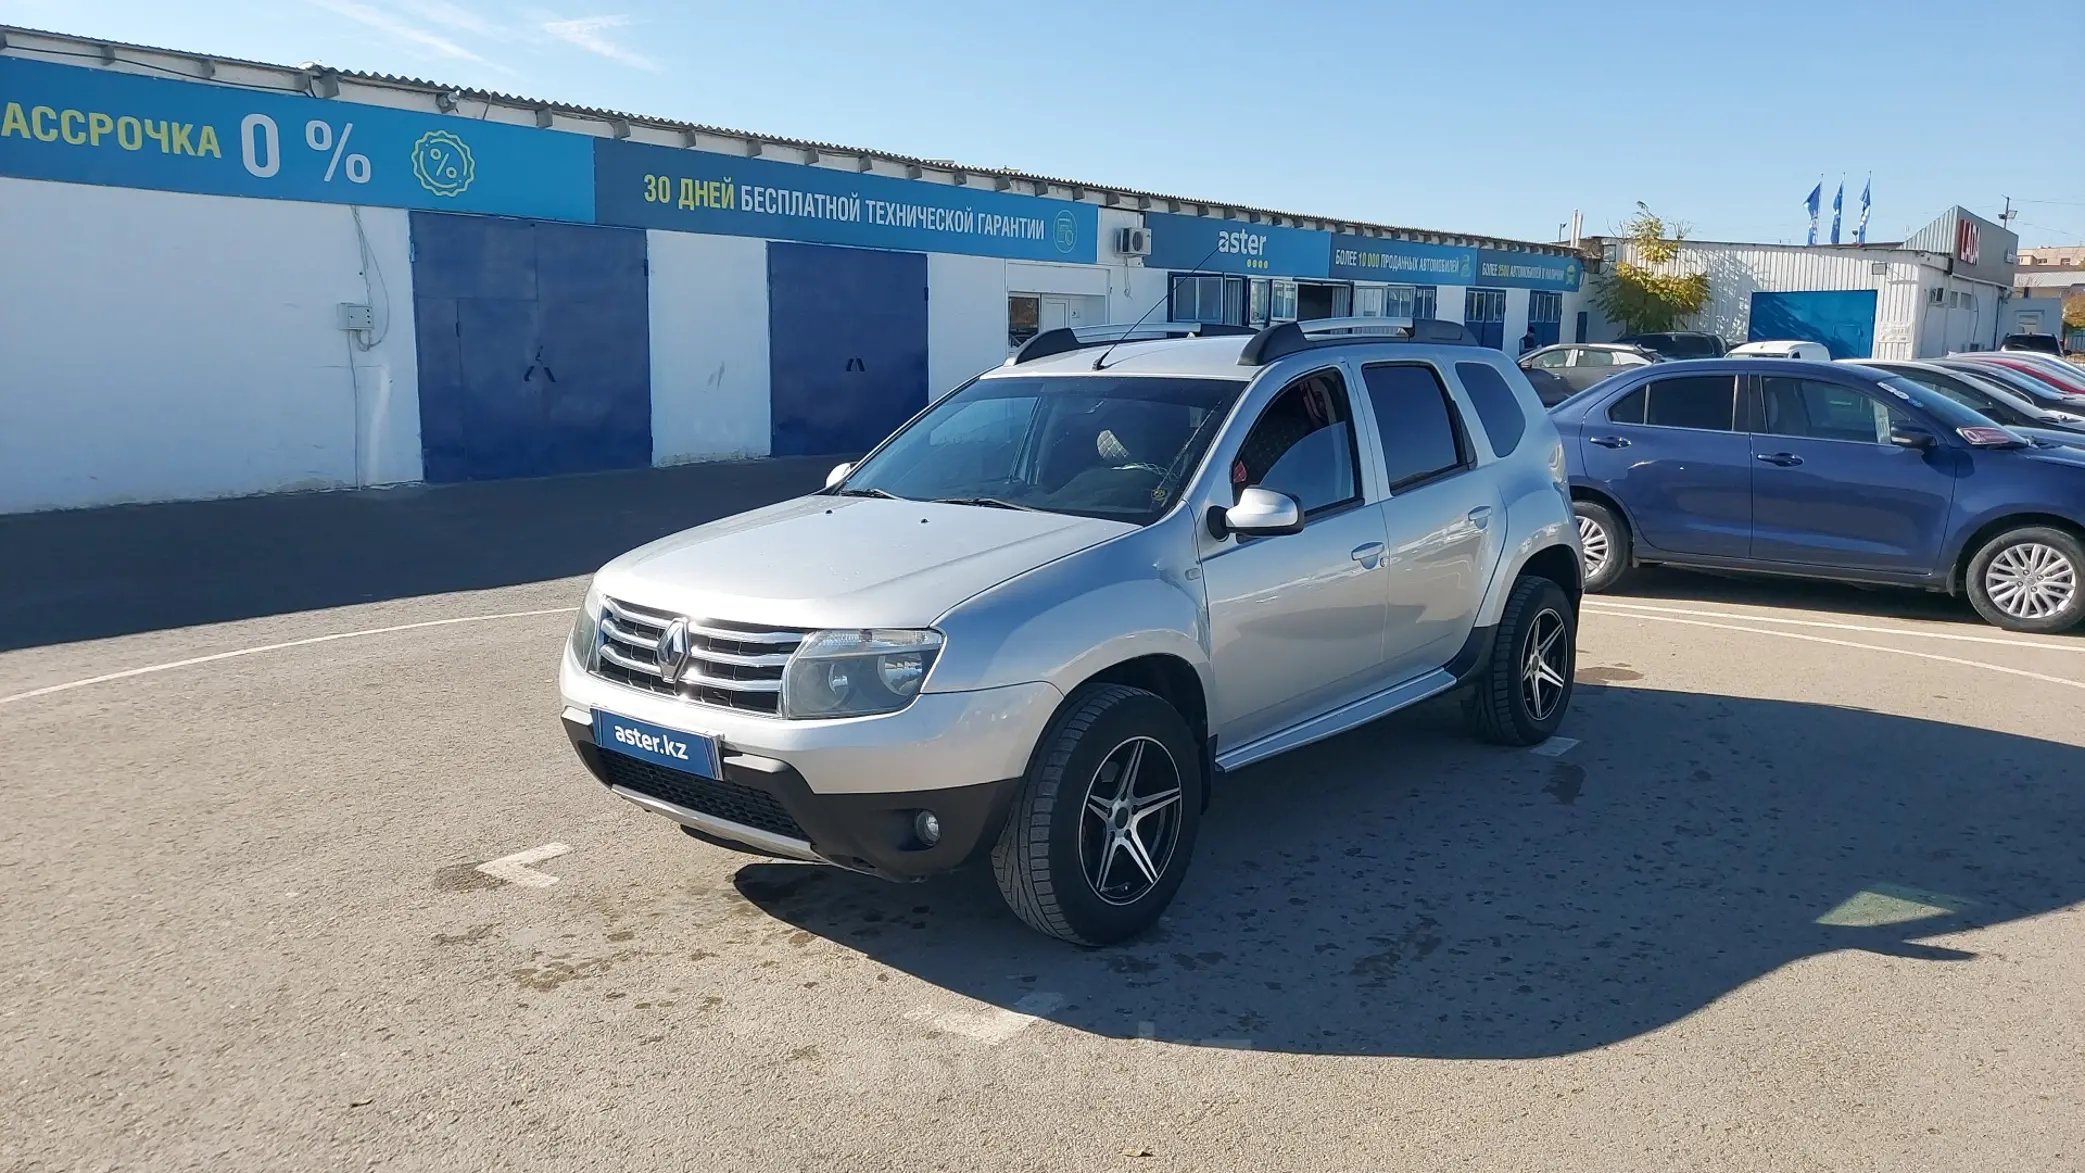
[913,810,942,847]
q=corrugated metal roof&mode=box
[0,21,1581,257]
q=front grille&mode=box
[589,597,808,715]
[598,751,809,843]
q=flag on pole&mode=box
[1805,182,1822,245]
[1856,177,1871,245]
[1830,181,1844,245]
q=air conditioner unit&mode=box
[1115,226,1151,257]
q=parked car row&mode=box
[1554,355,2085,633]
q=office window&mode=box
[1528,290,1563,347]
[1249,279,1270,327]
[1169,274,1226,324]
[1413,286,1438,320]
[1384,286,1418,319]
[1008,295,1040,348]
[1354,286,1386,317]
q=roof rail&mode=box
[1009,321,1256,365]
[1238,317,1475,366]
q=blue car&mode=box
[1553,358,2085,632]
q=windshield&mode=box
[1877,376,2019,433]
[837,374,1247,524]
[1621,333,1719,358]
[1946,362,2074,403]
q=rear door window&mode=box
[1642,375,1738,431]
[1454,362,1527,457]
[1360,364,1470,489]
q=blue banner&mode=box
[1330,234,1581,291]
[1144,211,1330,277]
[1330,235,1474,284]
[594,139,1098,264]
[0,56,594,221]
[1473,247,1581,291]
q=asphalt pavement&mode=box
[3,467,2082,1173]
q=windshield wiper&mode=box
[836,487,901,499]
[932,496,1039,512]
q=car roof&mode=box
[985,333,1500,381]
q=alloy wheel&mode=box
[1521,608,1570,721]
[1079,737,1184,907]
[1577,515,1611,579]
[1985,542,2078,620]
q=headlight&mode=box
[781,629,944,719]
[568,579,605,668]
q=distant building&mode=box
[1583,207,2019,359]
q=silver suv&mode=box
[558,318,1584,944]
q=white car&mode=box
[1728,340,1832,361]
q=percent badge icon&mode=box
[412,130,477,198]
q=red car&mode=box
[1953,353,2085,400]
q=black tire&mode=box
[990,685,1203,946]
[1573,500,1632,593]
[1467,575,1578,747]
[1964,526,2085,634]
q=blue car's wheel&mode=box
[1573,501,1631,593]
[1966,527,2085,634]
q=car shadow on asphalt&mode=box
[0,458,837,652]
[736,680,2085,1059]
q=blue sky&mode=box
[5,0,2081,247]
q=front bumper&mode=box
[562,710,1021,880]
[558,646,1059,879]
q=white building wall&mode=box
[1503,288,1531,351]
[0,178,419,514]
[1433,284,1467,323]
[928,253,1011,394]
[647,231,772,464]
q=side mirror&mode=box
[1889,426,1937,450]
[824,462,854,489]
[1214,486,1305,538]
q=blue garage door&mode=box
[768,242,929,457]
[1464,287,1507,350]
[1748,290,1878,359]
[412,213,652,483]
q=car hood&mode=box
[2015,426,2085,450]
[595,495,1137,629]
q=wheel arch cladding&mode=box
[1950,513,2085,594]
[1520,542,1584,606]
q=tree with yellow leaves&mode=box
[1593,203,1711,334]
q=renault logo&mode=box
[655,617,693,685]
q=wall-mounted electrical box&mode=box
[337,302,374,332]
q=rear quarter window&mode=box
[1454,362,1528,457]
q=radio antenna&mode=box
[1092,235,1231,370]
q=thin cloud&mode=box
[306,0,495,65]
[541,15,659,71]
[414,0,501,37]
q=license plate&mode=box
[593,710,721,779]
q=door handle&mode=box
[1755,452,1804,467]
[1467,506,1493,531]
[1350,542,1385,569]
[1588,436,1631,449]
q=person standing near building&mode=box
[1519,327,1538,355]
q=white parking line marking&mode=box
[1593,610,2085,691]
[0,608,576,708]
[475,843,573,888]
[1529,737,1580,757]
[1584,600,2085,653]
[908,991,1065,1045]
